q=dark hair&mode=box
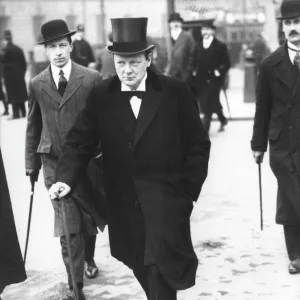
[44,35,72,47]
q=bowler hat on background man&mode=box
[277,0,300,20]
[200,18,216,29]
[38,19,76,45]
[106,18,155,55]
[3,29,12,41]
[76,24,85,32]
[168,12,184,23]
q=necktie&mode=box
[58,70,68,96]
[123,91,145,118]
[294,51,300,70]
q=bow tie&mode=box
[123,91,145,99]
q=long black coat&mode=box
[0,149,27,293]
[56,69,211,290]
[192,38,230,113]
[251,43,300,225]
[0,42,28,104]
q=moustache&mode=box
[290,31,299,36]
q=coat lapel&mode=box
[133,72,163,149]
[40,66,61,104]
[274,44,295,90]
[59,62,83,110]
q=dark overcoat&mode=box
[166,30,195,82]
[56,69,211,290]
[251,43,300,225]
[192,38,230,113]
[0,149,27,293]
[0,42,28,104]
[25,62,106,236]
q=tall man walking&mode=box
[25,19,106,299]
[192,19,230,133]
[49,18,211,300]
[251,0,300,275]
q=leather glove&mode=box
[252,151,264,164]
[26,168,40,183]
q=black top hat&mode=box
[106,18,155,55]
[168,12,184,23]
[200,18,216,29]
[277,0,300,20]
[38,19,76,45]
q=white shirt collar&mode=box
[203,36,214,49]
[121,72,147,91]
[51,59,72,88]
[287,41,300,65]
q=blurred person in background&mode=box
[192,19,230,133]
[25,19,106,300]
[251,0,300,275]
[0,63,9,116]
[165,12,195,83]
[0,147,27,298]
[0,29,27,119]
[71,24,96,68]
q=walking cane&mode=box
[60,194,80,300]
[24,178,35,265]
[258,163,264,231]
[222,87,232,120]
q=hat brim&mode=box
[105,44,155,55]
[38,30,76,45]
[277,13,300,20]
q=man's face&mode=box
[201,26,215,39]
[114,53,151,90]
[44,37,73,68]
[169,21,182,33]
[282,17,300,45]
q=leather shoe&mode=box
[289,258,300,274]
[218,119,228,132]
[85,259,99,279]
[62,289,86,300]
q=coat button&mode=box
[128,142,132,149]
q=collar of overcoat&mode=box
[271,42,297,90]
[107,68,163,150]
[40,61,84,110]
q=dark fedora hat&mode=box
[168,12,184,23]
[38,19,76,45]
[277,0,300,20]
[200,18,217,29]
[106,18,155,55]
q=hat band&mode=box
[112,41,148,53]
[42,31,72,43]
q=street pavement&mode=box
[1,69,300,299]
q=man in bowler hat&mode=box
[49,17,211,299]
[25,19,106,299]
[252,0,300,274]
[165,12,195,83]
[192,18,230,133]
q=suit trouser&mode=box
[202,111,227,132]
[284,225,300,261]
[12,103,26,118]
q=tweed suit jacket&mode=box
[25,62,101,170]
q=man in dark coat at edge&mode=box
[49,17,211,300]
[0,148,27,298]
[192,19,230,133]
[70,24,95,68]
[0,29,28,119]
[251,0,300,275]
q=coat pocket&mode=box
[268,126,282,141]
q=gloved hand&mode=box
[252,151,264,164]
[49,182,71,200]
[26,168,40,183]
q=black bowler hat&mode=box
[3,29,12,41]
[200,18,216,29]
[277,0,300,20]
[168,12,184,23]
[38,19,76,45]
[106,18,155,55]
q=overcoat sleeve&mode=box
[178,83,211,201]
[251,61,272,152]
[55,86,100,189]
[25,81,42,170]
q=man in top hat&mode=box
[71,24,96,68]
[191,18,230,133]
[25,19,106,299]
[49,17,211,300]
[165,12,196,83]
[0,29,28,119]
[252,0,300,274]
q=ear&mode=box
[146,52,152,67]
